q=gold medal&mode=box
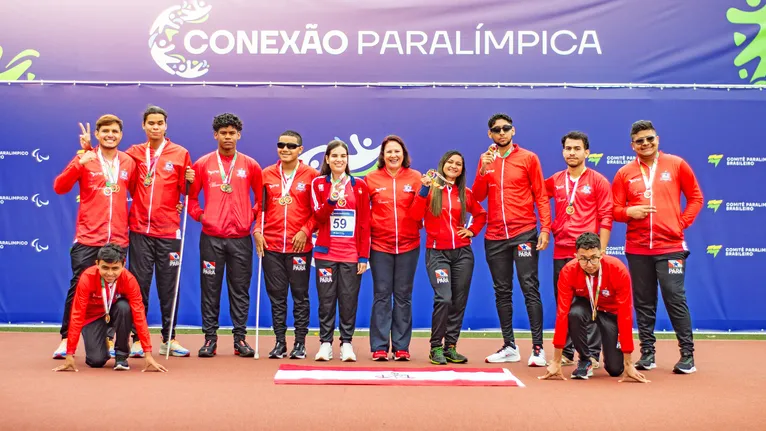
[105,314,111,324]
[565,205,575,215]
[278,196,286,206]
[644,190,652,199]
[111,184,120,193]
[221,184,233,193]
[283,195,293,205]
[143,176,153,187]
[337,198,347,207]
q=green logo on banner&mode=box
[708,154,724,167]
[0,46,39,81]
[707,245,723,257]
[587,153,603,166]
[707,200,723,212]
[727,0,766,85]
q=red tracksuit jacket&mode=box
[66,266,152,355]
[612,152,703,254]
[366,167,423,254]
[554,255,634,354]
[255,161,319,253]
[189,150,263,239]
[126,140,192,239]
[310,175,371,262]
[545,168,613,259]
[408,185,487,250]
[53,150,137,247]
[472,143,551,241]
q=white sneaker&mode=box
[130,341,145,358]
[314,342,333,361]
[485,344,521,363]
[52,339,67,359]
[528,346,547,367]
[340,343,357,362]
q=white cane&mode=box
[166,180,191,360]
[254,187,266,359]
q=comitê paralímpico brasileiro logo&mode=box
[149,0,212,78]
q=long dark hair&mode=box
[429,150,467,224]
[320,140,351,177]
[376,135,411,169]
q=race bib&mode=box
[330,209,355,237]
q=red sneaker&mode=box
[394,350,411,361]
[372,350,388,361]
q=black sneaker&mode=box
[289,342,306,359]
[444,344,468,363]
[198,339,217,358]
[429,346,447,365]
[234,339,255,357]
[673,353,696,374]
[269,341,287,359]
[571,359,593,379]
[113,356,130,371]
[635,351,656,370]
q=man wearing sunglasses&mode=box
[612,120,703,374]
[473,113,552,367]
[545,131,613,369]
[539,232,648,383]
[254,131,319,360]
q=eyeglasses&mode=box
[490,124,513,134]
[577,255,602,265]
[277,142,301,150]
[632,135,656,145]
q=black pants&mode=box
[263,250,312,344]
[128,232,181,344]
[199,233,253,341]
[554,258,601,360]
[60,243,107,339]
[569,297,623,377]
[315,259,361,344]
[369,248,420,352]
[485,229,544,346]
[626,251,694,355]
[427,247,474,348]
[81,298,133,367]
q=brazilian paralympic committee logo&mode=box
[149,0,212,78]
[727,0,766,85]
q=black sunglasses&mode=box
[277,142,302,150]
[490,124,513,134]
[632,135,657,145]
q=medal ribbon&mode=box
[216,151,238,186]
[638,156,658,196]
[100,278,117,320]
[586,269,602,321]
[280,163,297,198]
[565,168,586,209]
[144,139,167,182]
[97,147,120,186]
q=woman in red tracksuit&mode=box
[408,150,487,365]
[310,140,371,362]
[365,135,422,361]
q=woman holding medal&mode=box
[52,115,136,360]
[52,244,167,373]
[189,113,263,358]
[539,232,648,383]
[365,135,422,361]
[310,140,371,362]
[408,151,486,365]
[612,120,703,375]
[545,131,613,367]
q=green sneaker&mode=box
[429,346,447,365]
[444,344,468,363]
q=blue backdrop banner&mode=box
[1,84,765,332]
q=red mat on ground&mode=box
[274,363,525,387]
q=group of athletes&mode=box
[50,107,703,383]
